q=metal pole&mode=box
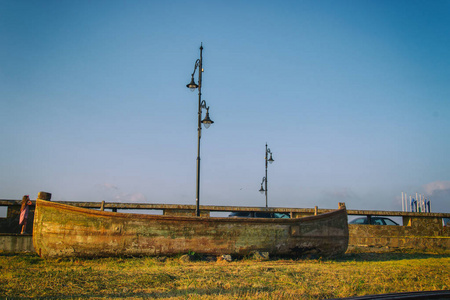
[265,143,268,208]
[402,192,404,212]
[405,193,408,212]
[195,44,203,217]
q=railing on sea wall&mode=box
[1,198,449,217]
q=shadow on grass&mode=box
[336,251,450,262]
[1,251,448,264]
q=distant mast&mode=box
[401,192,430,212]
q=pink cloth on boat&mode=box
[19,206,29,225]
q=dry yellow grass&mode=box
[0,252,449,299]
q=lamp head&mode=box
[186,76,198,91]
[201,108,214,128]
[268,154,274,164]
[259,185,265,194]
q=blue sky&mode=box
[1,0,449,213]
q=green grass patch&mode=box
[0,252,448,299]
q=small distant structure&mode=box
[401,192,431,213]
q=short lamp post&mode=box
[259,143,274,207]
[186,43,214,217]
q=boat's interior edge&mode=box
[36,199,347,224]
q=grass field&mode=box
[1,251,449,299]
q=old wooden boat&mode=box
[33,198,349,258]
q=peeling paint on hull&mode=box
[33,199,349,258]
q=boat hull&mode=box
[33,199,348,258]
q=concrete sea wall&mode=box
[348,216,450,252]
[0,234,33,253]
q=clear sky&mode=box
[1,0,449,213]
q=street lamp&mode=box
[187,43,214,217]
[259,143,274,207]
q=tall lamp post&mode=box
[259,143,274,207]
[186,43,214,216]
